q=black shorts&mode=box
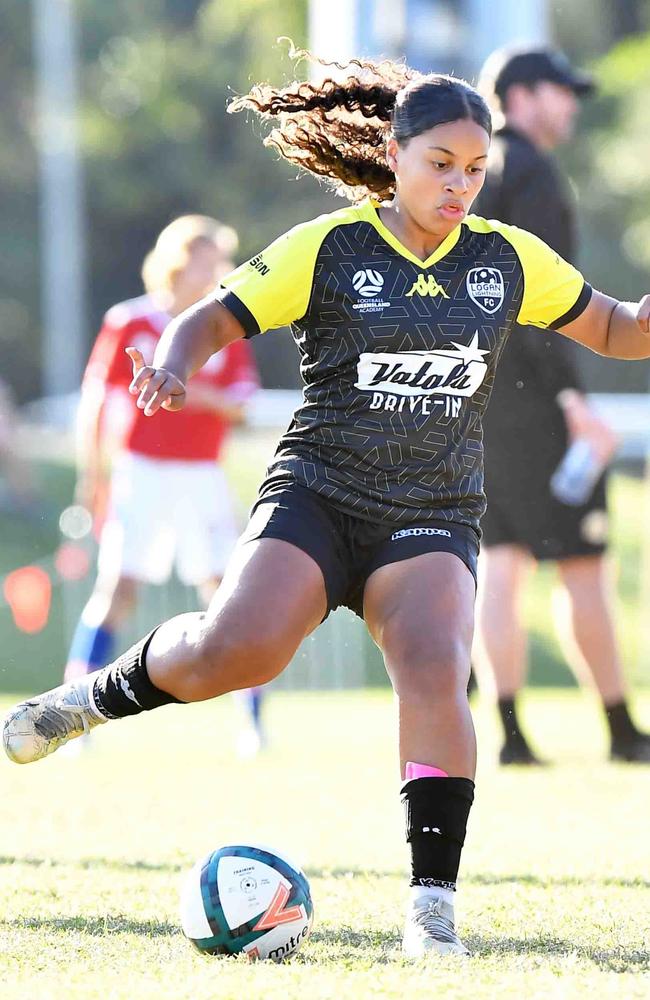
[240,483,480,619]
[482,447,609,562]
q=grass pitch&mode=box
[0,688,648,999]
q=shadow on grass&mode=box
[1,914,180,937]
[306,867,650,892]
[3,914,647,971]
[2,856,648,893]
[306,925,401,964]
[466,932,650,973]
[0,854,182,874]
[306,927,649,972]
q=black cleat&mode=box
[499,738,545,767]
[610,732,650,763]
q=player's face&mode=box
[175,240,229,306]
[387,119,490,237]
[529,81,580,146]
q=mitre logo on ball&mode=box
[466,266,504,314]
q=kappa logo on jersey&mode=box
[352,268,384,298]
[406,274,449,298]
[466,267,504,314]
[355,332,490,399]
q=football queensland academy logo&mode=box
[352,268,384,298]
[466,266,504,315]
[351,267,390,313]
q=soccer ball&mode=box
[179,844,313,961]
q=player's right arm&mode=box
[127,299,245,417]
[128,212,339,416]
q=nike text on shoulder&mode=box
[249,254,270,276]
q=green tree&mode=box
[560,31,650,391]
[0,0,335,400]
[0,3,40,401]
[79,0,334,386]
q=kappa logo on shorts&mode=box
[391,527,452,541]
[466,266,504,314]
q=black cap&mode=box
[484,46,595,103]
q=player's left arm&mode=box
[557,290,650,360]
[503,222,650,361]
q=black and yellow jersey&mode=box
[218,200,591,529]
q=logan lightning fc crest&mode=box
[466,266,504,314]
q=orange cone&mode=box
[3,566,52,634]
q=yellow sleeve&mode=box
[217,208,352,336]
[496,222,592,329]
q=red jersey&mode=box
[83,294,259,461]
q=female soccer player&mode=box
[5,52,650,957]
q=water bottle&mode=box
[549,438,605,507]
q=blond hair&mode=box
[141,215,239,294]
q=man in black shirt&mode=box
[473,46,650,764]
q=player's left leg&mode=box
[197,576,267,756]
[183,463,267,755]
[554,553,650,761]
[364,552,476,957]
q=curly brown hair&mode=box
[228,43,491,202]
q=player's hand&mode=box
[125,347,187,416]
[636,294,650,335]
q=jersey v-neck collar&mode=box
[363,199,463,268]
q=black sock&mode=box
[605,700,638,744]
[92,628,183,720]
[498,695,528,747]
[401,777,475,889]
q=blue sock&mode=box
[246,687,263,728]
[67,622,115,675]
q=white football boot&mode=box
[3,678,107,764]
[402,896,469,958]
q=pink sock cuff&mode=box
[405,761,449,780]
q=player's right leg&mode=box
[3,537,327,764]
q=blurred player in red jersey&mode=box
[64,215,264,749]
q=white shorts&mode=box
[97,453,240,586]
